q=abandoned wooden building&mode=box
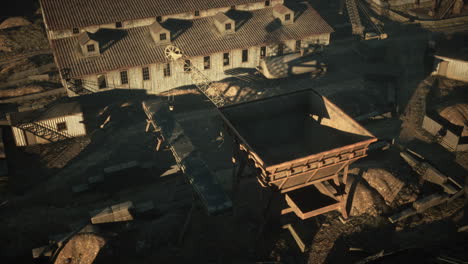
[7,102,86,146]
[39,0,334,96]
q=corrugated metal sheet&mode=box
[41,0,266,31]
[51,5,334,78]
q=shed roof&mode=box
[8,102,82,125]
[51,4,333,78]
[40,0,265,31]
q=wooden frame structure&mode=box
[219,89,376,220]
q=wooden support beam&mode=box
[155,137,163,151]
[282,224,307,253]
[343,165,349,185]
[281,207,294,215]
[269,155,365,185]
[145,119,151,132]
[280,174,338,193]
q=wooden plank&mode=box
[281,207,294,215]
[282,224,307,252]
[302,202,341,219]
[269,155,366,185]
[280,174,338,193]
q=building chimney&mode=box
[273,4,294,25]
[149,22,171,45]
[213,12,235,34]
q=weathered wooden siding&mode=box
[47,1,284,40]
[446,60,468,82]
[68,33,330,96]
[12,113,87,146]
[434,57,468,82]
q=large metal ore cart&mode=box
[219,89,377,220]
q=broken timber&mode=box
[142,99,232,214]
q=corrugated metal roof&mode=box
[9,102,82,125]
[51,5,334,78]
[40,0,265,31]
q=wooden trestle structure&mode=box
[219,89,377,220]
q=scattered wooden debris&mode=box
[388,208,417,223]
[32,245,54,259]
[412,193,448,212]
[28,74,49,81]
[87,174,104,185]
[400,151,464,195]
[103,161,139,174]
[72,183,90,194]
[90,201,134,224]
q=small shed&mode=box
[8,102,86,146]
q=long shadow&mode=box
[164,19,193,41]
[226,9,253,31]
[92,28,127,54]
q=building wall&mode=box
[445,60,468,82]
[67,33,329,96]
[46,0,284,40]
[434,57,468,82]
[12,113,87,146]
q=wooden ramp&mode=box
[142,99,232,214]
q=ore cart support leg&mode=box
[232,141,247,195]
[340,165,350,219]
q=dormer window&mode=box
[73,27,79,34]
[87,44,95,52]
[265,1,270,6]
[214,12,235,34]
[195,10,200,17]
[78,32,100,57]
[149,22,171,45]
[116,21,122,28]
[273,5,295,25]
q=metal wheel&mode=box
[164,45,182,61]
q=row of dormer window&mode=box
[71,1,278,36]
